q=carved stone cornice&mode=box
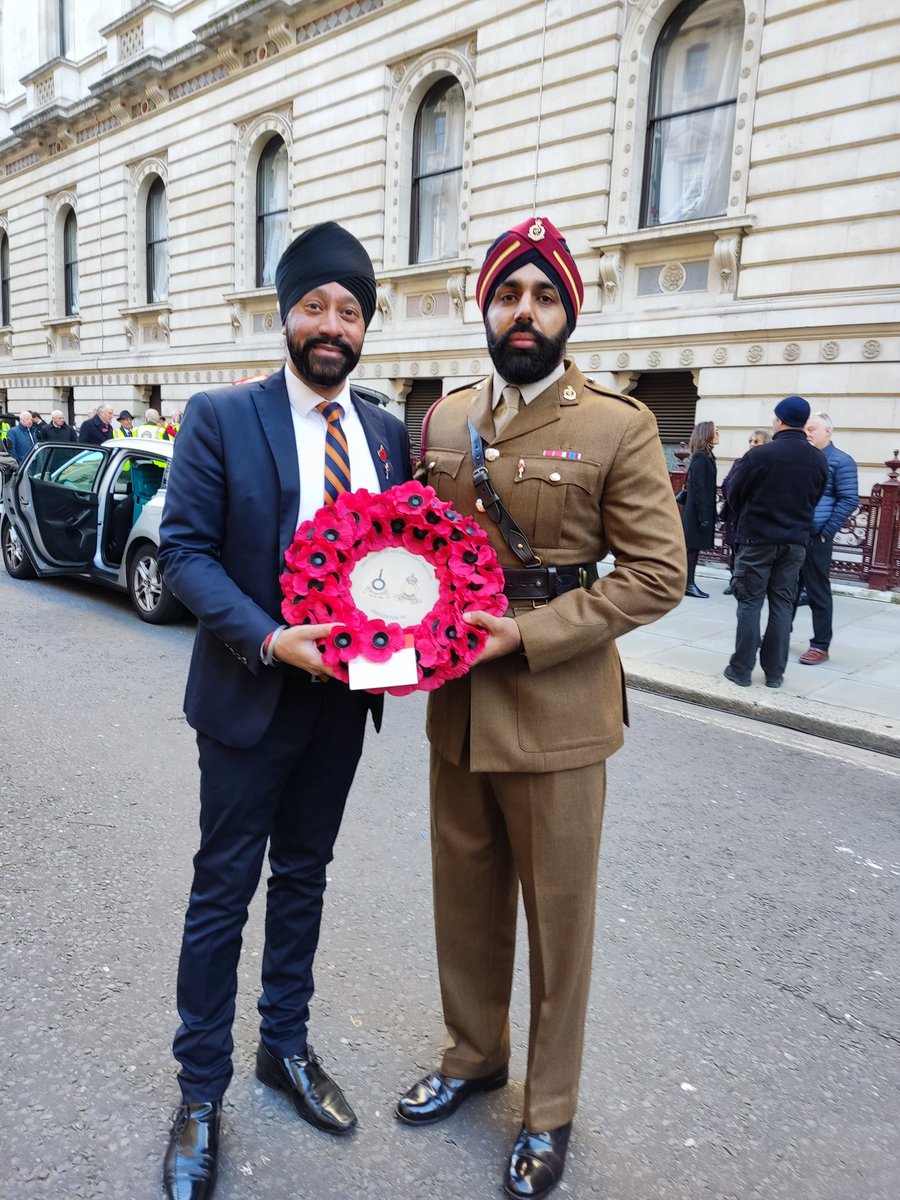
[193,1,298,50]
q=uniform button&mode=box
[428,461,436,469]
[549,471,561,482]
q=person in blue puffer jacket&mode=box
[796,412,859,665]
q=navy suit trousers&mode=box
[173,669,370,1102]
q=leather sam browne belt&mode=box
[502,564,594,601]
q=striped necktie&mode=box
[316,400,351,504]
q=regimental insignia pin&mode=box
[563,385,577,400]
[485,447,500,461]
[528,218,546,241]
[378,444,391,480]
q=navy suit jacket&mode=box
[158,368,412,748]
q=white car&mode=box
[1,437,184,623]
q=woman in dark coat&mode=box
[681,420,719,597]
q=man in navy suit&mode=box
[159,222,411,1200]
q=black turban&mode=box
[275,222,377,326]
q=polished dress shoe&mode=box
[684,582,709,598]
[255,1040,356,1134]
[723,581,734,595]
[164,1100,221,1200]
[504,1122,571,1199]
[395,1064,508,1125]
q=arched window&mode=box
[0,233,10,326]
[411,79,465,263]
[640,0,743,228]
[146,177,168,303]
[255,136,289,288]
[63,208,79,315]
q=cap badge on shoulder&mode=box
[528,218,546,242]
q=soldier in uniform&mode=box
[396,217,686,1199]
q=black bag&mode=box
[675,488,687,505]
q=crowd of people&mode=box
[678,402,859,688]
[1,405,181,461]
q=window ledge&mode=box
[375,260,473,326]
[41,314,80,330]
[120,301,171,318]
[41,315,80,354]
[379,258,473,282]
[590,216,756,308]
[223,286,277,305]
[223,288,280,340]
[119,303,170,348]
[589,214,755,254]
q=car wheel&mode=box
[1,518,37,579]
[127,541,184,624]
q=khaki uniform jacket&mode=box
[421,360,686,773]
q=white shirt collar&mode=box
[491,360,566,409]
[283,359,352,418]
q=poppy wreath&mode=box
[280,481,508,696]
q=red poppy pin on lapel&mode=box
[378,444,392,480]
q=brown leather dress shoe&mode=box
[395,1065,509,1125]
[504,1122,571,1199]
[163,1100,221,1200]
[255,1041,356,1134]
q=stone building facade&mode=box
[0,0,897,489]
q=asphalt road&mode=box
[0,568,898,1200]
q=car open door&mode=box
[10,445,109,571]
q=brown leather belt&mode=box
[502,565,591,601]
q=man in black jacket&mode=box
[39,410,78,443]
[722,395,827,688]
[79,403,115,445]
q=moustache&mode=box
[306,337,354,357]
[497,322,553,350]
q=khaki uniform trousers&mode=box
[431,743,607,1131]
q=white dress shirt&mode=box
[283,364,381,528]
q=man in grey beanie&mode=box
[721,395,828,688]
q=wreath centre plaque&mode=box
[349,546,440,625]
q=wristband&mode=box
[261,624,288,667]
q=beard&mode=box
[486,320,568,385]
[287,333,361,389]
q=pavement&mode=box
[612,563,900,758]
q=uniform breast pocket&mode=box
[423,448,467,509]
[516,458,601,548]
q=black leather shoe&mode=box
[684,582,709,598]
[395,1065,508,1125]
[163,1100,221,1200]
[723,582,734,595]
[504,1122,571,1199]
[256,1040,356,1134]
